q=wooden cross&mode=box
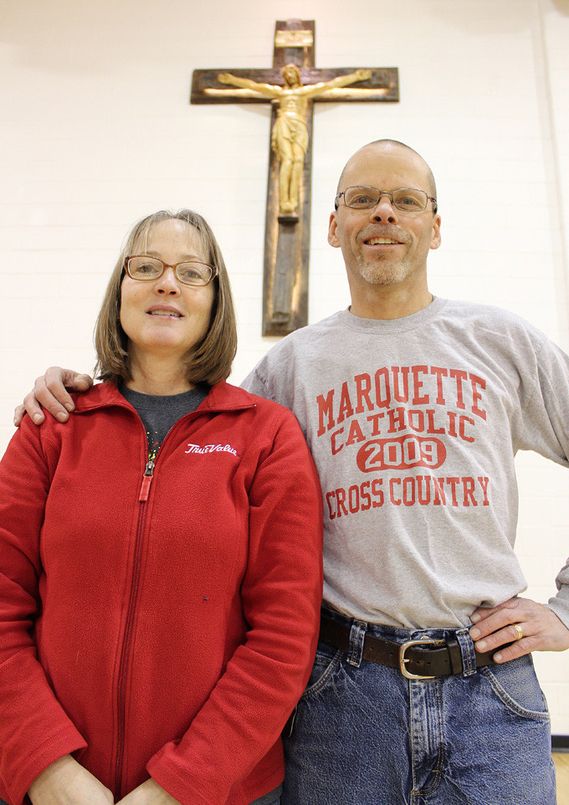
[191,19,399,336]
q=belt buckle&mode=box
[399,638,446,680]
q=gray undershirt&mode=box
[120,384,209,457]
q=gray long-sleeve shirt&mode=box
[242,297,569,629]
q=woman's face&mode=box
[120,218,215,367]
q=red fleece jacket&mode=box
[0,381,323,804]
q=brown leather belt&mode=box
[319,614,498,680]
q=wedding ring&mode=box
[512,623,524,641]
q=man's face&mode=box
[328,144,441,292]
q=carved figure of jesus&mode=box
[217,64,372,216]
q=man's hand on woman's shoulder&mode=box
[14,367,94,427]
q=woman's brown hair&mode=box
[94,209,237,386]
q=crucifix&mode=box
[191,19,399,336]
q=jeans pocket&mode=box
[302,644,342,699]
[481,654,550,721]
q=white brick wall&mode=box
[1,0,568,731]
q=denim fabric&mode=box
[283,608,555,805]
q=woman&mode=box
[0,210,323,804]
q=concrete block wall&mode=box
[1,0,568,731]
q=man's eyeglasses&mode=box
[124,256,217,287]
[335,186,437,214]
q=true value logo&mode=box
[185,442,238,457]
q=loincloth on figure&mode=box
[272,113,309,153]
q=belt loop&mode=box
[455,628,477,677]
[347,620,367,668]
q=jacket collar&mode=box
[73,380,257,415]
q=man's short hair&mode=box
[337,139,438,202]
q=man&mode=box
[16,140,569,804]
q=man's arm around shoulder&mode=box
[14,367,93,426]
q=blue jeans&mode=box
[283,608,555,804]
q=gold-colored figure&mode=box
[216,64,372,216]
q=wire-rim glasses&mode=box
[335,185,438,214]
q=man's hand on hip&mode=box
[469,596,569,663]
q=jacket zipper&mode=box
[109,398,255,794]
[114,458,155,796]
[138,458,155,502]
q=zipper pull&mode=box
[138,459,155,502]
